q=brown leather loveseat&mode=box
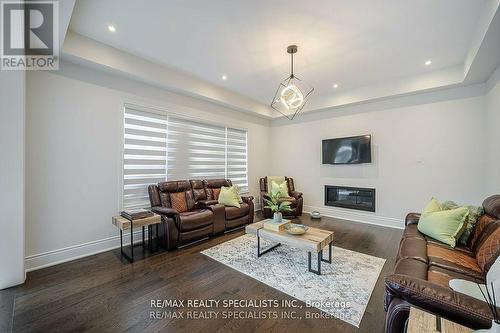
[259,177,303,218]
[148,179,254,249]
[384,195,500,333]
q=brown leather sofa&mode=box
[148,179,254,249]
[201,179,254,232]
[384,195,500,333]
[259,177,303,218]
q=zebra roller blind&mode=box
[123,106,248,209]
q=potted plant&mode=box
[264,191,292,222]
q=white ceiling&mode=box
[69,0,488,111]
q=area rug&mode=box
[201,234,386,327]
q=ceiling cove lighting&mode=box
[425,60,432,66]
[271,45,314,120]
[108,25,116,32]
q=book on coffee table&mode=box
[263,219,291,232]
[120,208,153,221]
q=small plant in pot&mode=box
[264,191,292,222]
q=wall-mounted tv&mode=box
[322,135,371,164]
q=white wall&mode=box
[24,60,498,271]
[0,71,25,289]
[25,61,271,271]
[271,85,489,228]
[486,68,500,194]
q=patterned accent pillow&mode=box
[170,192,188,213]
[476,227,500,272]
[442,201,484,246]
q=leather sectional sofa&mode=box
[384,195,500,332]
[148,179,254,250]
[259,177,303,218]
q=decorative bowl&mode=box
[284,223,309,235]
[310,211,322,219]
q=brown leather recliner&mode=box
[259,177,303,218]
[199,179,254,233]
[148,180,220,250]
[149,179,254,249]
[384,195,500,333]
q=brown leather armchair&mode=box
[259,177,303,218]
[201,179,254,232]
[148,180,218,249]
[384,195,500,333]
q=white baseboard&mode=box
[25,209,263,272]
[25,229,149,272]
[303,205,404,229]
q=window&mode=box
[123,105,248,209]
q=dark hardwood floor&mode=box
[2,213,402,333]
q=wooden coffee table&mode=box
[246,220,334,275]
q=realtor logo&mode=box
[1,0,59,70]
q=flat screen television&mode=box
[322,135,371,164]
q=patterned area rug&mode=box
[201,234,386,327]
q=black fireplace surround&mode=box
[324,185,376,212]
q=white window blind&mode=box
[123,108,168,209]
[167,116,226,180]
[123,106,249,209]
[227,128,248,192]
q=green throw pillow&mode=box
[423,197,442,214]
[218,186,241,208]
[268,176,286,187]
[441,200,484,246]
[270,180,288,198]
[417,205,469,247]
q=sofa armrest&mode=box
[385,274,493,329]
[290,191,303,199]
[405,213,421,226]
[196,200,219,208]
[206,204,225,234]
[241,195,254,204]
[151,206,179,218]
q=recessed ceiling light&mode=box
[333,84,339,89]
[108,25,116,32]
[425,60,432,66]
[221,75,227,80]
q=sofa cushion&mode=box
[468,214,498,251]
[204,179,232,200]
[397,238,428,263]
[476,225,500,272]
[170,191,188,213]
[190,179,207,201]
[178,209,213,232]
[278,197,297,208]
[427,243,483,279]
[427,266,482,288]
[226,215,249,229]
[206,188,221,200]
[394,258,428,280]
[225,203,249,220]
[425,238,474,256]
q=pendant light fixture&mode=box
[271,45,314,120]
